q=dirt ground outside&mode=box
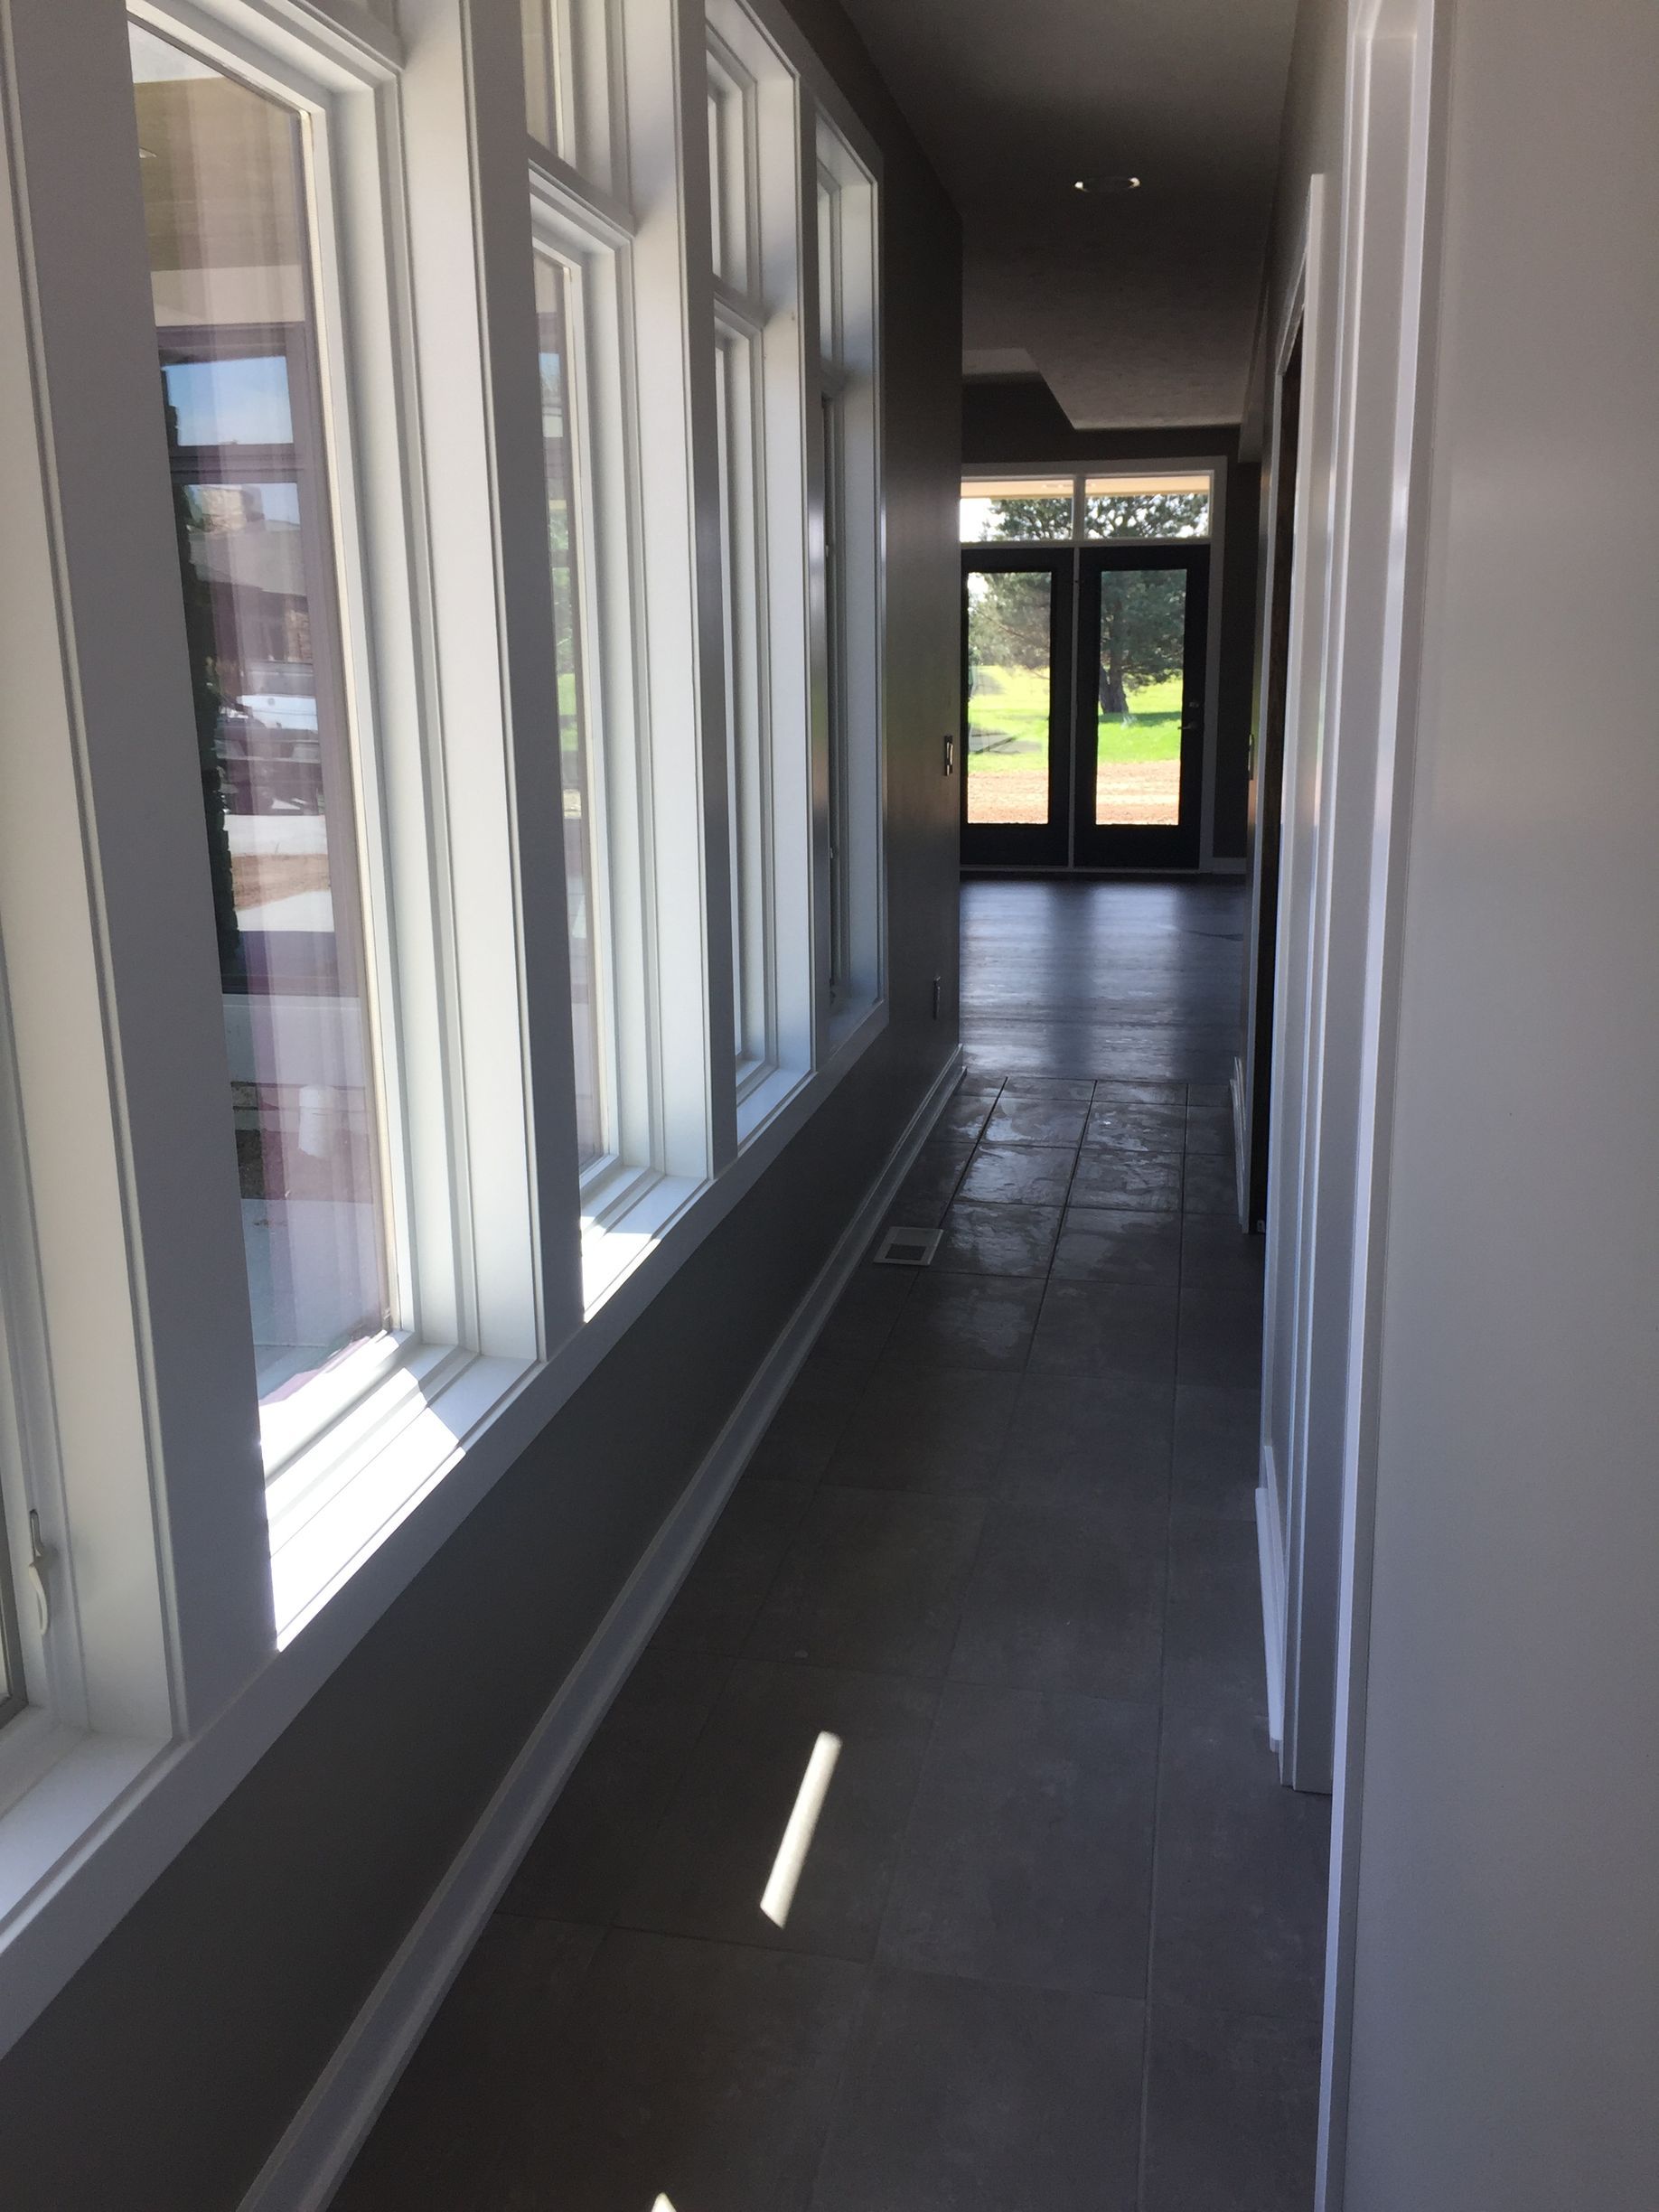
[966,759,1180,828]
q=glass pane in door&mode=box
[965,568,1053,825]
[1093,567,1187,826]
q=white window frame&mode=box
[0,0,893,2063]
[811,118,882,1040]
[522,0,623,201]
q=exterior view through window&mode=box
[534,252,604,1166]
[130,23,390,1418]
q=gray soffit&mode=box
[837,0,1298,429]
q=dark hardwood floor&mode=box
[333,879,1326,2212]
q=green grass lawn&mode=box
[967,665,1183,773]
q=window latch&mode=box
[942,733,956,777]
[27,1508,50,1638]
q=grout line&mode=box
[1136,1075,1188,2212]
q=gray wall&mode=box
[0,5,961,2205]
[962,378,1258,860]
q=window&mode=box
[1084,471,1212,540]
[130,23,394,1457]
[812,117,881,1037]
[521,0,620,196]
[0,0,894,2046]
[706,32,775,1092]
[960,470,1214,548]
[961,475,1073,543]
[535,252,606,1166]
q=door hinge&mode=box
[942,733,956,776]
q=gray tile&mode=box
[1152,1701,1332,2021]
[814,1265,916,1365]
[333,1917,603,2211]
[1185,1104,1237,1157]
[883,1272,1045,1373]
[1181,1214,1266,1294]
[997,1375,1173,1525]
[1083,1102,1186,1154]
[745,1356,864,1486]
[933,1197,1062,1279]
[934,1083,1000,1143]
[1187,1080,1233,1109]
[527,1930,863,2212]
[1092,1079,1187,1109]
[985,1092,1090,1148]
[811,1968,1144,2212]
[653,1479,811,1657]
[1142,2003,1321,2212]
[1071,1150,1183,1212]
[1000,1074,1095,1101]
[1173,1383,1261,1523]
[501,1648,729,1925]
[959,1140,1078,1207]
[748,1487,988,1677]
[950,1503,1164,1701]
[1051,1204,1180,1287]
[1163,1515,1271,1712]
[621,1660,936,1960]
[1182,1152,1240,1217]
[880,1682,1158,1997]
[824,1364,1021,1495]
[887,1138,973,1228]
[1177,1282,1262,1390]
[1029,1279,1178,1384]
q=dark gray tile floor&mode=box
[336,881,1329,2212]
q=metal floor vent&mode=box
[873,1224,942,1268]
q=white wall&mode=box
[1334,0,1659,2203]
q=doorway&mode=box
[960,472,1214,873]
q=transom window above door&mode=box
[960,470,1213,546]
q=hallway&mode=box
[336,880,1328,2212]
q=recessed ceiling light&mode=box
[1073,175,1141,194]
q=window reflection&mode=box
[131,23,390,1420]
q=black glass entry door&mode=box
[961,541,1210,871]
[1073,544,1209,869]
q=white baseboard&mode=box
[1256,1451,1288,1757]
[238,1045,964,2212]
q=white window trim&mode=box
[0,0,893,2063]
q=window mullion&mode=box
[400,0,586,1357]
[4,0,275,1728]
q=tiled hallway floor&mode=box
[337,884,1330,2212]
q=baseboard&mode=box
[238,1045,964,2212]
[1256,1451,1288,1757]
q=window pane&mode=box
[131,23,391,1415]
[1094,568,1187,825]
[535,254,604,1167]
[965,568,1053,825]
[1083,472,1211,540]
[521,0,555,145]
[961,476,1073,543]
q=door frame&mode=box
[959,544,1073,868]
[1072,539,1210,872]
